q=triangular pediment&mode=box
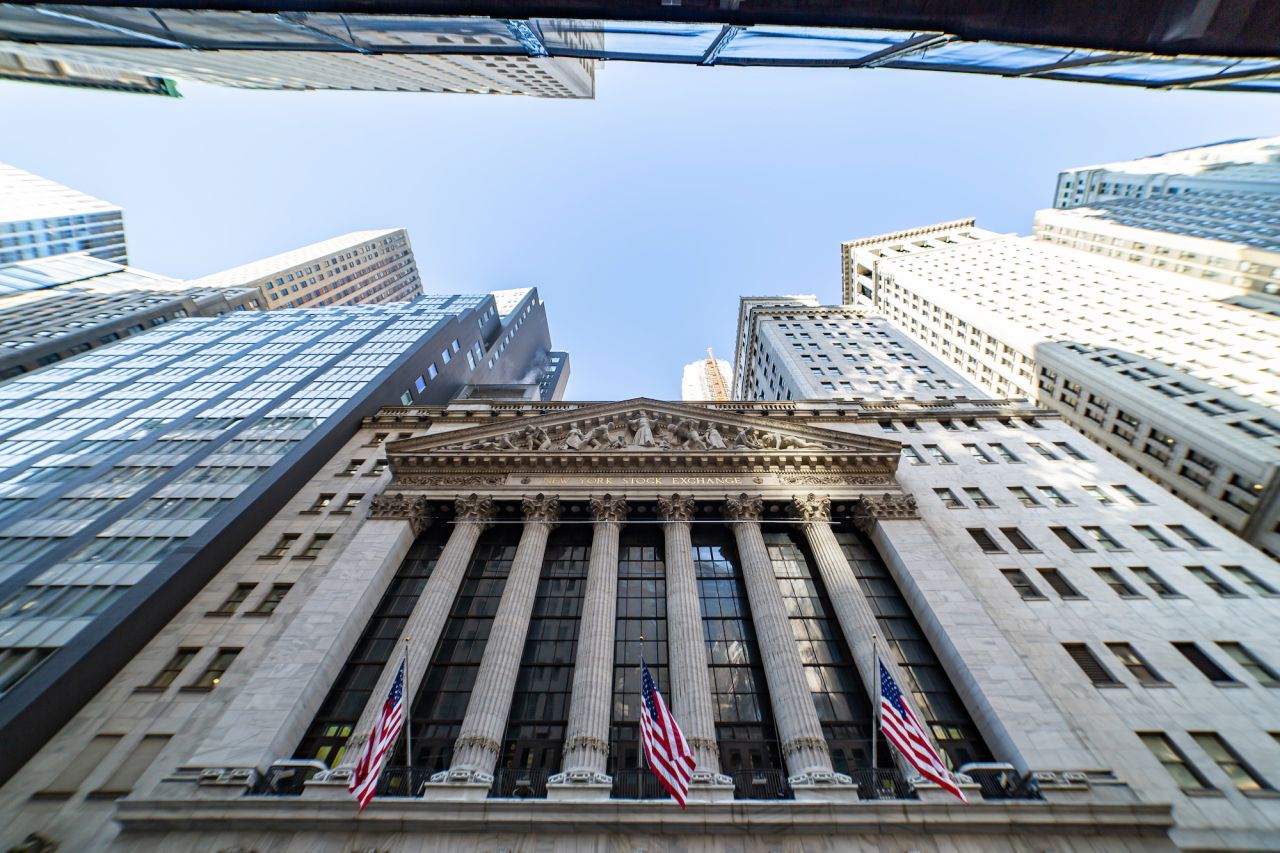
[386,398,902,474]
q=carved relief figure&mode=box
[732,427,756,449]
[564,425,585,451]
[582,423,614,449]
[705,425,726,450]
[670,419,707,450]
[628,412,656,448]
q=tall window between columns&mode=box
[763,529,883,774]
[399,526,520,773]
[495,525,590,775]
[293,527,449,766]
[835,524,992,769]
[693,528,783,773]
[609,523,667,774]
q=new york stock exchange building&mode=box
[4,396,1279,852]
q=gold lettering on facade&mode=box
[530,476,747,487]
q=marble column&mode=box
[657,494,730,789]
[334,494,494,778]
[793,492,920,781]
[436,494,559,786]
[724,493,846,788]
[549,494,626,793]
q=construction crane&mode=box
[703,347,730,401]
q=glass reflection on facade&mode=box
[609,525,667,774]
[0,6,1275,94]
[692,531,782,773]
[496,526,589,774]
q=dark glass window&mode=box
[1063,643,1120,686]
[1173,642,1238,685]
[839,527,991,769]
[496,527,590,775]
[609,527,667,775]
[294,528,449,767]
[405,529,519,773]
[766,529,875,774]
[693,530,782,772]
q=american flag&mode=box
[639,660,696,807]
[349,658,406,811]
[878,658,966,803]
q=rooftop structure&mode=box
[680,348,732,401]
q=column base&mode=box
[302,779,357,801]
[791,783,860,803]
[546,779,613,801]
[420,781,492,801]
[686,782,736,803]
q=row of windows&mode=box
[1002,563,1276,602]
[902,439,1087,465]
[304,492,365,514]
[338,457,388,477]
[1141,730,1271,794]
[262,532,332,560]
[1064,640,1278,689]
[139,647,241,692]
[205,582,292,617]
[967,521,1219,555]
[935,482,1150,509]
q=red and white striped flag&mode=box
[878,658,966,802]
[349,658,406,811]
[639,659,696,807]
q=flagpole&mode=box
[638,633,647,775]
[870,631,879,772]
[402,636,412,791]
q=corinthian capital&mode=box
[370,493,432,535]
[793,493,832,523]
[522,493,561,524]
[724,493,763,522]
[656,493,696,522]
[589,493,628,523]
[454,493,495,524]
[852,492,920,532]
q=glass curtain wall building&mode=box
[0,5,1278,94]
[0,288,563,781]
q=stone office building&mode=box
[1,388,1278,851]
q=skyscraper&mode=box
[0,9,595,97]
[0,288,564,782]
[0,254,262,380]
[842,220,1280,557]
[185,229,424,309]
[680,348,732,401]
[1037,137,1280,296]
[0,162,126,266]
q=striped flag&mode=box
[349,658,406,811]
[878,658,966,803]
[639,659,696,807]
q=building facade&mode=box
[841,222,1280,558]
[1,4,1279,95]
[0,48,176,95]
[681,348,732,401]
[186,229,424,310]
[0,390,1276,851]
[1038,137,1280,296]
[0,254,263,380]
[0,288,564,782]
[0,161,127,266]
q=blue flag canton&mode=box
[879,659,907,716]
[641,661,659,722]
[388,660,405,705]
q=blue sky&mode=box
[2,63,1279,400]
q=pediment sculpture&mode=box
[456,410,831,453]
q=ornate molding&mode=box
[369,493,431,535]
[724,493,763,522]
[788,770,854,786]
[777,473,891,486]
[687,736,720,754]
[455,734,501,755]
[548,770,612,785]
[780,735,829,758]
[521,493,560,525]
[793,493,831,523]
[564,735,610,755]
[656,493,696,522]
[196,767,261,788]
[588,494,628,524]
[852,492,920,532]
[454,493,495,524]
[396,474,507,487]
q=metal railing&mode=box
[961,764,1043,800]
[610,768,672,800]
[729,768,793,800]
[489,768,550,799]
[849,768,915,800]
